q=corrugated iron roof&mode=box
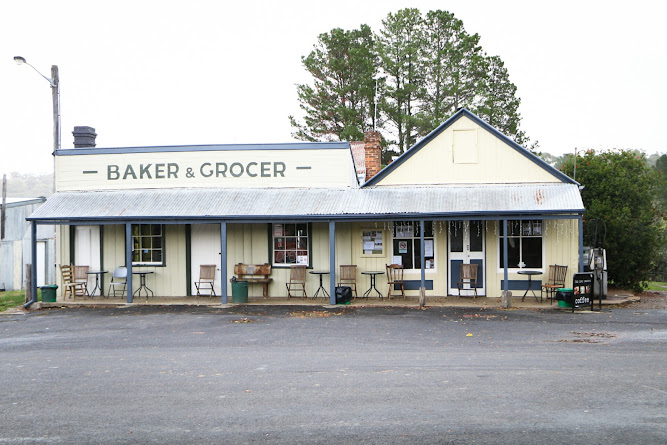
[28,183,584,222]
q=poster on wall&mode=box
[398,241,408,253]
[362,230,384,255]
[392,255,403,265]
[297,255,308,265]
[274,224,283,237]
[425,239,434,257]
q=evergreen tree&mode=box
[289,25,377,142]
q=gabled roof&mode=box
[362,108,577,187]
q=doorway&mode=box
[448,221,485,296]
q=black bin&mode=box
[335,286,352,304]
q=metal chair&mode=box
[457,263,478,299]
[386,264,405,299]
[107,266,127,298]
[337,265,358,297]
[60,265,87,299]
[286,265,307,298]
[541,264,568,304]
[195,264,217,297]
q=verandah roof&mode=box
[28,183,584,223]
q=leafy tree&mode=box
[289,25,378,142]
[560,150,666,290]
[291,8,533,155]
[376,8,425,154]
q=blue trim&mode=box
[329,222,336,305]
[362,108,578,187]
[27,210,584,225]
[502,279,543,291]
[125,223,133,303]
[55,142,350,156]
[401,280,433,291]
[221,223,227,304]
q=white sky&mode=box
[1,0,665,175]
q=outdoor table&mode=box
[518,270,541,302]
[86,270,108,298]
[362,271,384,298]
[132,271,154,298]
[309,270,330,298]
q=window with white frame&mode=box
[499,220,543,269]
[392,221,434,270]
[132,224,164,266]
[271,223,310,266]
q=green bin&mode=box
[40,285,58,302]
[231,280,248,304]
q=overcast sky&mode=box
[2,0,665,176]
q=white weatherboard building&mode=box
[27,109,585,304]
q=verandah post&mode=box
[329,221,336,305]
[221,222,227,304]
[125,223,133,303]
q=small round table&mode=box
[86,271,108,298]
[132,271,154,298]
[309,271,330,299]
[362,271,384,298]
[518,270,541,302]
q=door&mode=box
[74,226,101,291]
[190,224,222,296]
[448,221,485,296]
[36,241,46,287]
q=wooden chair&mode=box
[107,266,127,298]
[541,264,568,304]
[337,265,358,297]
[194,264,217,297]
[457,264,478,299]
[286,265,307,298]
[60,265,87,299]
[386,264,405,299]
[73,265,89,296]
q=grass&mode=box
[0,290,29,312]
[646,282,667,291]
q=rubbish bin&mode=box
[40,285,58,303]
[335,286,352,304]
[231,280,248,303]
[556,288,573,308]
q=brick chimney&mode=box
[364,130,382,182]
[73,126,97,148]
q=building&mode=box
[26,109,585,304]
[1,197,55,291]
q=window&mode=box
[271,223,310,266]
[132,224,164,266]
[499,220,543,269]
[392,221,434,270]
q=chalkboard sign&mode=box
[572,272,594,312]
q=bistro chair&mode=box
[194,264,217,297]
[457,264,478,299]
[541,264,568,304]
[337,265,358,298]
[73,265,90,296]
[286,265,307,298]
[107,266,127,298]
[60,265,87,299]
[386,264,406,299]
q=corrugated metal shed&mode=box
[28,183,584,222]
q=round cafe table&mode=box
[86,270,108,298]
[309,271,330,298]
[517,270,541,302]
[361,271,384,298]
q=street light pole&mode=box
[14,56,60,193]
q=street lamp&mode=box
[14,56,60,193]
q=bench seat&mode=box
[234,263,273,298]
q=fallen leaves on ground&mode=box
[231,318,254,323]
[289,311,341,318]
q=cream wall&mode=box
[376,116,560,186]
[55,147,357,192]
[54,218,579,299]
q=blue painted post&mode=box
[420,220,425,289]
[221,222,227,304]
[31,221,37,303]
[578,216,584,272]
[503,219,509,292]
[125,223,133,303]
[329,221,336,305]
